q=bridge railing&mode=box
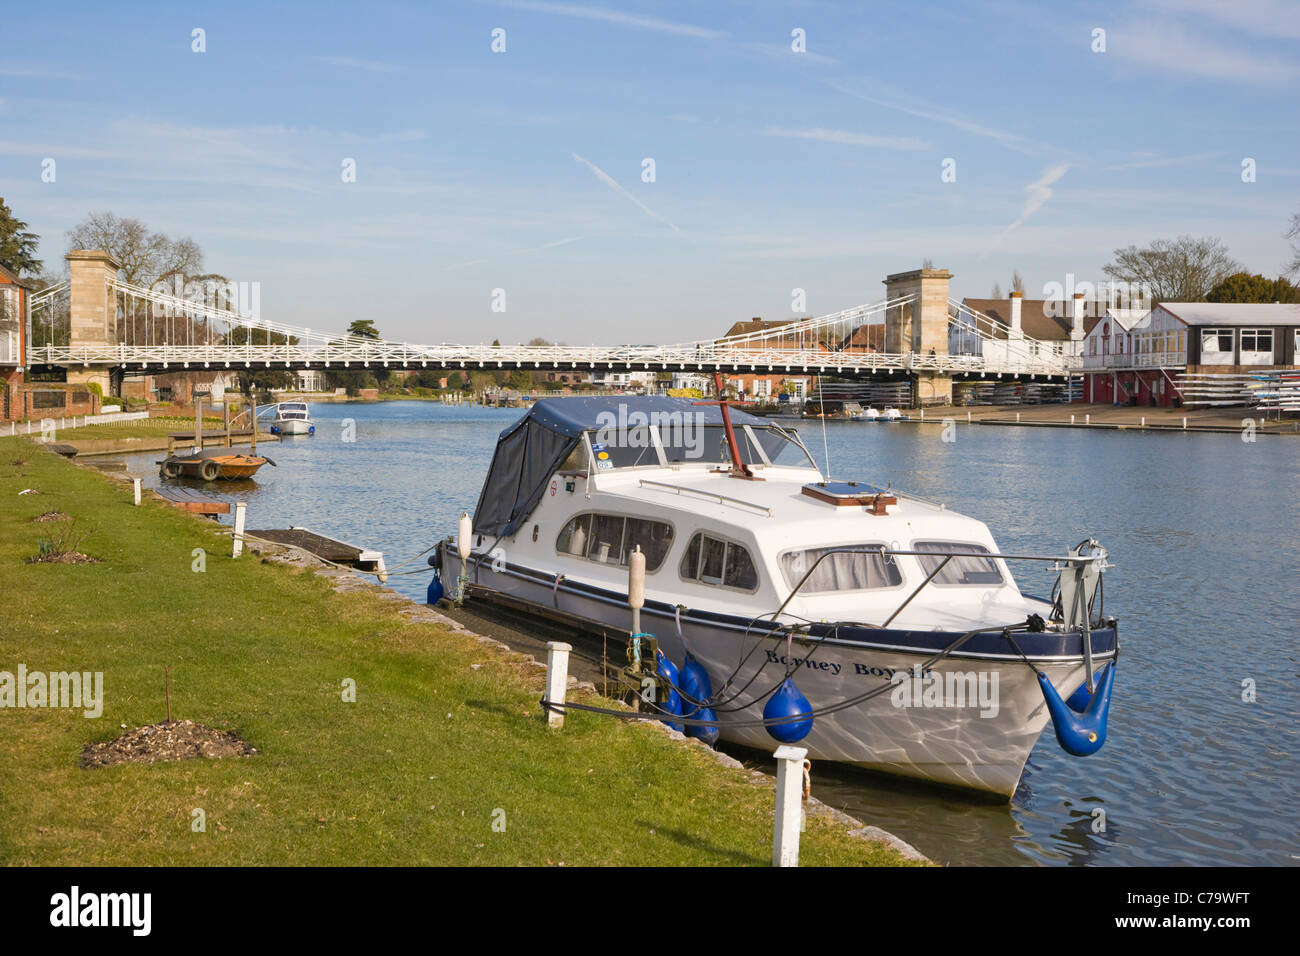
[27,341,1077,375]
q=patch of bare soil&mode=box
[26,551,100,564]
[32,511,69,522]
[81,720,258,769]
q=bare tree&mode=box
[1285,212,1300,279]
[990,282,1003,299]
[1011,269,1024,294]
[1101,235,1242,302]
[66,211,205,287]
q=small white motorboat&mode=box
[434,394,1118,798]
[268,402,315,436]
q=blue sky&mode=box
[2,0,1297,344]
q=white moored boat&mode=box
[268,402,315,435]
[434,395,1118,798]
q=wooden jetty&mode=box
[248,527,385,573]
[167,429,276,452]
[153,486,231,517]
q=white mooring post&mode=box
[1085,413,1090,425]
[1182,417,1187,430]
[232,501,247,558]
[132,478,141,506]
[1070,414,1075,424]
[1141,416,1145,427]
[545,641,572,729]
[772,745,807,867]
[1016,411,1020,422]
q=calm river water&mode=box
[117,401,1298,866]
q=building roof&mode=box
[721,317,799,338]
[1155,302,1300,327]
[960,298,1104,341]
[0,260,33,289]
[836,323,885,352]
[1096,308,1150,333]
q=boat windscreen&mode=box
[592,424,814,469]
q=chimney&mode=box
[1009,291,1023,338]
[1071,293,1086,341]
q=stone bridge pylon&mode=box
[64,249,121,394]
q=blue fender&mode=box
[1066,675,1098,713]
[1039,661,1115,757]
[678,653,719,746]
[655,650,684,733]
[426,572,444,605]
[764,678,814,743]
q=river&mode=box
[114,400,1299,866]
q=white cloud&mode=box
[988,164,1070,251]
[0,66,83,80]
[827,80,1044,157]
[762,126,930,151]
[1108,20,1298,84]
[571,152,680,233]
[499,1,725,39]
[309,55,400,73]
[1104,151,1221,170]
[1142,0,1300,40]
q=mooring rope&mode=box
[544,624,993,730]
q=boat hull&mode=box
[274,419,314,435]
[161,455,270,480]
[440,547,1117,798]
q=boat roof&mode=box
[507,395,769,440]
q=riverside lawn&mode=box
[0,437,920,867]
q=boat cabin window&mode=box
[679,532,759,592]
[778,546,902,593]
[555,513,674,571]
[913,541,1004,586]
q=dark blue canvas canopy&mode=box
[470,396,770,537]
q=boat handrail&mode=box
[773,546,1109,629]
[637,479,772,517]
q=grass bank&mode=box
[0,437,917,866]
[46,416,225,440]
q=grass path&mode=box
[0,437,918,866]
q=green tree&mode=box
[347,319,380,339]
[0,198,42,276]
[1205,272,1300,304]
[1102,235,1241,302]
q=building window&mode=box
[679,532,758,591]
[1201,327,1234,360]
[556,513,674,571]
[913,541,1004,586]
[1239,328,1273,365]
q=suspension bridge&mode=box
[24,253,1080,400]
